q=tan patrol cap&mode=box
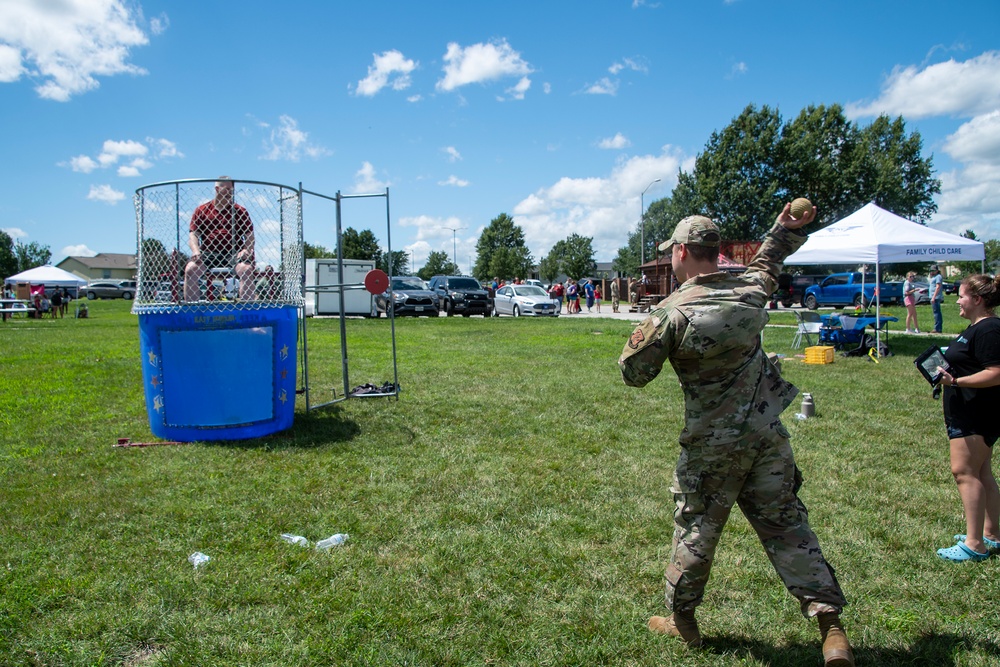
[658,215,721,252]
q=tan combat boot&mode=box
[648,611,702,647]
[818,612,855,667]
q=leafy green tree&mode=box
[304,241,334,259]
[14,240,51,272]
[537,253,562,283]
[380,250,410,276]
[0,230,18,279]
[339,227,382,265]
[850,115,940,224]
[985,239,1000,271]
[417,250,458,281]
[543,234,596,281]
[473,213,534,281]
[694,104,784,241]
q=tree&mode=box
[537,253,562,283]
[304,241,334,259]
[985,239,1000,270]
[14,240,51,272]
[0,231,17,279]
[542,234,596,281]
[380,250,410,276]
[616,103,942,266]
[473,213,534,281]
[339,228,382,265]
[417,250,458,281]
[694,104,784,241]
[850,115,940,224]
[140,238,170,277]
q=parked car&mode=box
[802,273,903,309]
[373,276,439,317]
[428,275,490,316]
[83,280,136,300]
[910,281,932,305]
[493,284,559,317]
[944,279,962,295]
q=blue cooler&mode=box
[136,305,297,441]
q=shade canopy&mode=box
[4,265,88,287]
[784,203,985,265]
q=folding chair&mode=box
[792,310,823,348]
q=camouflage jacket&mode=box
[619,222,807,446]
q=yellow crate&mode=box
[803,345,835,364]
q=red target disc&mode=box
[364,269,389,295]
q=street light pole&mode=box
[640,178,661,267]
[441,226,465,272]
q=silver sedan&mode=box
[492,284,559,317]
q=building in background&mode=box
[57,253,137,282]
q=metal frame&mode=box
[299,186,399,411]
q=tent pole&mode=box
[875,260,882,357]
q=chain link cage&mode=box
[132,179,303,314]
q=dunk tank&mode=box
[133,178,398,442]
[133,179,305,441]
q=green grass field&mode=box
[1,299,998,666]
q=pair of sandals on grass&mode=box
[937,534,1000,562]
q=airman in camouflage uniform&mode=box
[619,206,854,667]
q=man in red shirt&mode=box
[184,177,256,301]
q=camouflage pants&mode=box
[665,420,846,618]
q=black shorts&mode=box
[945,417,999,447]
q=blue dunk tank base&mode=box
[137,305,297,441]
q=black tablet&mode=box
[914,345,949,385]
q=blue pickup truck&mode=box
[802,272,903,309]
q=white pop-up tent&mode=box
[4,265,88,290]
[784,202,985,353]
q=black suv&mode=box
[428,275,490,316]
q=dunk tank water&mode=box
[133,179,304,441]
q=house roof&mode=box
[58,253,137,270]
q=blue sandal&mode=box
[954,534,1000,552]
[937,542,989,562]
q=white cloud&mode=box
[149,137,183,158]
[87,184,125,204]
[501,76,531,101]
[599,133,631,150]
[352,161,390,194]
[0,43,25,82]
[846,51,1000,119]
[943,110,1000,163]
[729,61,748,77]
[933,111,1000,239]
[584,77,618,96]
[439,175,469,187]
[149,13,169,36]
[511,146,694,261]
[354,49,417,97]
[61,244,97,257]
[609,57,648,75]
[2,227,27,239]
[261,115,331,161]
[443,146,462,162]
[61,137,180,178]
[0,0,154,101]
[398,214,472,272]
[99,139,147,166]
[543,82,552,94]
[68,155,98,173]
[437,39,533,93]
[407,94,422,103]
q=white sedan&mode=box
[493,284,559,317]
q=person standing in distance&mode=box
[934,274,1000,562]
[184,177,256,302]
[929,264,944,334]
[619,205,854,667]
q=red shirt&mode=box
[190,201,253,257]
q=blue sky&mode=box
[1,0,999,275]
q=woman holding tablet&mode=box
[935,274,1000,562]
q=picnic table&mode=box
[0,298,35,319]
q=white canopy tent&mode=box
[784,202,985,353]
[4,265,88,291]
